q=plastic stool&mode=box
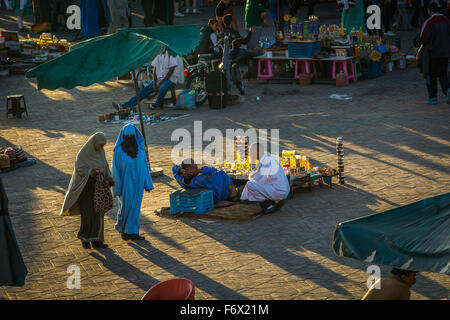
[332,60,356,85]
[6,95,28,119]
[294,60,318,79]
[257,58,274,78]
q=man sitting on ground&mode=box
[173,159,238,203]
[112,47,178,111]
[241,143,290,214]
[362,268,418,300]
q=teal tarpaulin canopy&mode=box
[333,192,450,274]
[25,25,199,91]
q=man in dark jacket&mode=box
[197,19,220,55]
[419,2,450,104]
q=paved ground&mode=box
[1,4,449,300]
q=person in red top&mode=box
[418,2,450,104]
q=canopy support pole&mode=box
[131,69,151,170]
[131,69,164,177]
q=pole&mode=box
[131,69,152,171]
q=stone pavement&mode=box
[1,4,449,300]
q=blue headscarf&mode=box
[114,124,146,152]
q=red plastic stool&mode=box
[257,58,274,78]
[294,60,318,79]
[332,59,356,85]
[142,278,195,300]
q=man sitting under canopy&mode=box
[173,159,238,204]
[240,143,290,214]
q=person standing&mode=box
[381,0,397,36]
[61,132,115,249]
[11,0,33,32]
[141,0,154,26]
[107,0,128,34]
[77,0,101,38]
[216,0,238,31]
[418,2,450,104]
[362,268,418,300]
[112,124,153,241]
[185,0,199,14]
[0,175,28,286]
[154,0,174,25]
[397,0,412,31]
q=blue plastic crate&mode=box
[169,188,214,215]
[361,61,383,79]
[288,41,321,58]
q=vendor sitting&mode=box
[173,159,238,203]
[241,143,290,214]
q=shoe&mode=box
[193,9,200,14]
[112,101,121,111]
[121,232,129,240]
[149,104,159,110]
[426,97,438,105]
[91,241,108,249]
[446,89,450,104]
[128,234,145,241]
[175,12,185,17]
[81,241,91,249]
[185,8,190,14]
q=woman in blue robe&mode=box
[112,124,153,241]
[79,0,100,39]
[172,159,237,203]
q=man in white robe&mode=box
[241,143,290,213]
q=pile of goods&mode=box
[0,31,70,75]
[0,147,27,170]
[20,33,70,63]
[98,109,189,125]
[313,167,338,176]
[278,14,321,41]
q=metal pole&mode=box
[131,69,151,171]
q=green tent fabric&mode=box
[333,192,450,274]
[26,25,199,91]
[341,0,367,34]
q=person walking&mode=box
[141,0,154,26]
[0,175,28,286]
[107,0,129,34]
[61,132,115,249]
[112,124,153,241]
[11,0,33,32]
[418,2,450,104]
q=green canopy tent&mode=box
[332,192,450,274]
[26,25,199,173]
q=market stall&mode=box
[0,31,70,76]
[254,14,410,85]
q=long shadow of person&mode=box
[127,240,249,300]
[89,248,159,292]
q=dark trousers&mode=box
[426,57,449,99]
[141,0,154,27]
[382,3,395,32]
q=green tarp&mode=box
[333,192,450,274]
[26,25,199,91]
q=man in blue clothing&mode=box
[173,159,238,203]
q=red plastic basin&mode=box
[142,278,195,300]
